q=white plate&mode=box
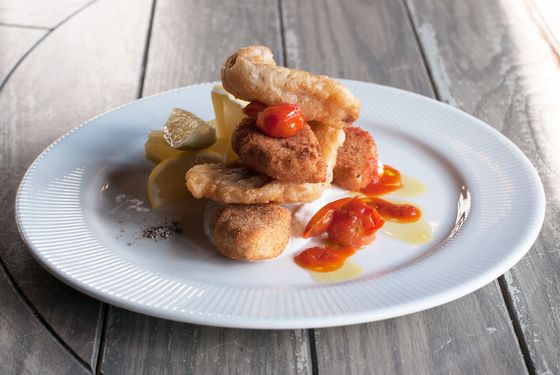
[15,81,545,329]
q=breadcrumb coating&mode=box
[185,122,345,204]
[232,117,326,183]
[204,201,291,261]
[333,127,378,191]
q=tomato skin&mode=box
[303,198,353,238]
[256,103,305,138]
[243,100,267,118]
[327,197,384,248]
[328,213,373,248]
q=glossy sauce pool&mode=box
[294,165,434,277]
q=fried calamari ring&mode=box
[221,46,360,128]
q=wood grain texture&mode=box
[141,0,283,94]
[0,0,91,28]
[0,25,46,86]
[281,0,432,97]
[102,307,310,375]
[407,0,560,373]
[0,263,90,374]
[281,0,528,373]
[0,0,153,370]
[100,1,310,374]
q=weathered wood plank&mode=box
[102,307,310,375]
[281,0,528,373]
[0,25,46,86]
[407,0,560,373]
[141,0,283,93]
[0,0,91,28]
[280,0,432,97]
[0,0,153,370]
[100,1,310,374]
[0,265,90,374]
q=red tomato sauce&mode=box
[361,165,402,196]
[294,246,356,272]
[295,165,423,273]
[363,197,421,223]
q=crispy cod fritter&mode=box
[232,117,326,183]
[204,201,291,261]
[333,127,378,191]
[221,46,360,128]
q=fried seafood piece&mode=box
[333,127,378,191]
[221,46,360,128]
[186,164,322,203]
[203,201,291,261]
[232,117,326,183]
[185,122,345,203]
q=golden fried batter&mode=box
[221,46,360,128]
[232,117,326,183]
[333,127,378,191]
[186,163,321,203]
[185,122,345,204]
[203,201,291,261]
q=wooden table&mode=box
[1,0,559,373]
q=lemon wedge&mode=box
[163,108,217,150]
[145,130,184,164]
[147,150,221,208]
[209,84,248,162]
[211,84,248,134]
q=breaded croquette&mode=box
[232,117,326,183]
[333,127,378,191]
[221,46,360,128]
[186,123,345,204]
[204,201,291,261]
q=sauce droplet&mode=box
[363,197,421,223]
[310,261,364,283]
[361,165,402,196]
[294,246,356,272]
[381,221,433,245]
[391,175,426,197]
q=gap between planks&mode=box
[0,256,92,372]
[93,0,157,371]
[0,22,51,30]
[277,1,317,374]
[401,0,537,374]
[0,0,104,372]
[0,0,100,93]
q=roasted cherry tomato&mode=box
[256,103,305,138]
[243,100,267,118]
[327,197,384,248]
[303,198,353,238]
[294,246,356,272]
